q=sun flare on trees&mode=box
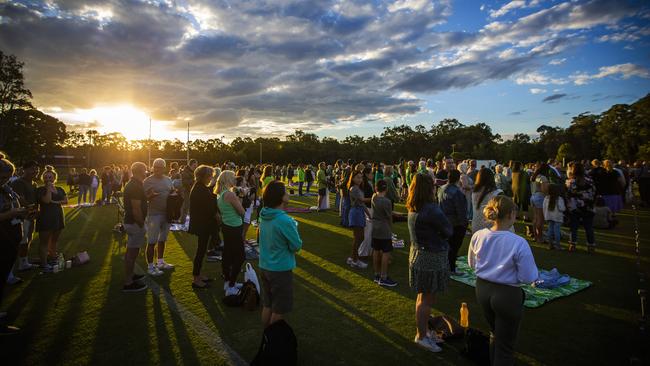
[74,105,172,141]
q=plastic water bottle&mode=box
[58,253,65,272]
[460,302,469,328]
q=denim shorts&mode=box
[530,193,545,209]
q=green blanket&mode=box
[450,256,592,308]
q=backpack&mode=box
[251,320,297,366]
[221,280,259,310]
[463,328,491,366]
[428,315,465,340]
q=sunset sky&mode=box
[1,0,649,141]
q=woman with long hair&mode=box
[529,163,550,242]
[188,165,219,288]
[468,196,538,365]
[406,173,452,353]
[566,162,597,253]
[346,170,370,269]
[36,168,68,271]
[215,170,246,295]
[471,168,503,234]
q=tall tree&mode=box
[0,51,34,148]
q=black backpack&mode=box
[251,320,297,366]
[463,328,491,366]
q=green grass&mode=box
[1,186,649,365]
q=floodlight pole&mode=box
[187,121,190,164]
[148,117,152,168]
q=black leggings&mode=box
[221,224,245,286]
[193,232,210,276]
[448,225,466,272]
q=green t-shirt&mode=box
[317,169,327,189]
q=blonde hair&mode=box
[457,162,468,174]
[0,152,15,175]
[603,159,613,172]
[215,170,236,194]
[483,195,516,223]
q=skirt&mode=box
[602,194,623,213]
[348,206,366,228]
[409,246,449,293]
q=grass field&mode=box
[1,186,649,365]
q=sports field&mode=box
[1,188,648,365]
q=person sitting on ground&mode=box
[259,181,303,328]
[122,162,149,293]
[188,165,220,288]
[143,158,175,276]
[468,195,538,366]
[371,179,396,287]
[593,196,617,229]
[36,168,67,272]
[406,173,452,353]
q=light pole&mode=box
[148,117,152,169]
[186,121,190,164]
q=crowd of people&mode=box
[1,151,649,364]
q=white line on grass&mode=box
[135,264,248,366]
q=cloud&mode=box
[549,58,566,65]
[542,93,567,103]
[529,88,547,94]
[515,72,567,85]
[490,1,526,19]
[509,110,527,115]
[572,63,650,85]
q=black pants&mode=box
[476,277,525,366]
[298,182,304,196]
[448,225,466,272]
[193,232,210,276]
[221,224,245,286]
[0,241,19,305]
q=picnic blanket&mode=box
[450,256,592,308]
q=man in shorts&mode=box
[371,180,397,287]
[122,162,148,292]
[143,158,174,276]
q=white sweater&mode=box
[543,196,565,223]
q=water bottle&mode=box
[460,302,469,328]
[58,253,65,272]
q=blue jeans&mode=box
[569,210,595,245]
[78,185,89,204]
[546,220,561,247]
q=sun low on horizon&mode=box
[49,104,181,141]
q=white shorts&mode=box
[146,214,170,244]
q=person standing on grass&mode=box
[347,170,370,269]
[216,170,246,296]
[468,196,538,366]
[77,168,91,205]
[259,181,303,327]
[406,173,452,353]
[316,162,328,210]
[287,164,294,186]
[122,162,148,293]
[260,165,274,190]
[36,169,67,272]
[371,179,396,287]
[143,158,174,277]
[437,170,468,275]
[100,166,113,204]
[383,165,399,208]
[529,163,550,243]
[188,165,220,289]
[10,160,40,272]
[304,164,314,194]
[296,164,305,196]
[511,161,530,222]
[89,169,99,204]
[565,162,597,253]
[472,168,504,234]
[0,153,31,335]
[180,159,198,225]
[543,184,565,250]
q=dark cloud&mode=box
[543,93,568,103]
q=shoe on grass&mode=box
[122,282,148,293]
[373,274,380,284]
[355,260,368,269]
[6,276,23,285]
[148,266,163,277]
[414,336,442,353]
[157,261,174,270]
[426,331,445,344]
[379,277,398,287]
[225,286,239,296]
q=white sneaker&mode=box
[225,286,239,296]
[148,266,163,277]
[346,257,355,267]
[18,262,35,271]
[355,260,368,269]
[427,331,445,344]
[414,336,442,353]
[223,282,243,290]
[157,262,174,270]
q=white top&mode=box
[543,196,565,223]
[471,188,503,234]
[468,229,538,286]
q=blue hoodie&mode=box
[259,207,303,271]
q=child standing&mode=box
[371,180,396,287]
[593,196,617,229]
[543,184,565,250]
